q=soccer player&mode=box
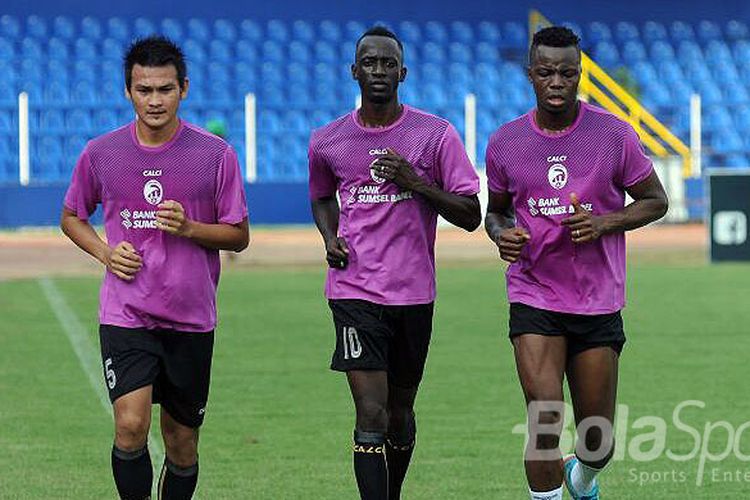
[484,27,668,500]
[60,36,249,499]
[309,26,481,500]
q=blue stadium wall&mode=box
[3,0,750,24]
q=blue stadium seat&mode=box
[107,18,129,42]
[706,40,732,62]
[670,21,695,42]
[259,110,282,134]
[711,129,743,153]
[72,81,99,106]
[26,15,48,39]
[475,63,500,86]
[312,84,338,108]
[75,38,98,59]
[340,41,355,63]
[100,80,123,105]
[733,40,750,65]
[724,153,748,168]
[314,41,337,63]
[234,61,257,85]
[615,21,639,43]
[344,21,366,43]
[208,85,233,106]
[40,109,65,134]
[703,106,733,132]
[477,21,500,44]
[594,41,619,67]
[1,15,21,39]
[21,59,44,83]
[240,19,263,42]
[0,61,17,85]
[726,20,749,41]
[424,21,448,44]
[288,87,312,109]
[66,109,94,133]
[312,62,337,86]
[53,16,76,40]
[267,20,289,43]
[0,81,16,106]
[261,62,284,85]
[641,82,671,108]
[22,38,43,59]
[209,39,232,63]
[698,21,722,43]
[283,110,308,135]
[236,40,259,63]
[0,38,15,61]
[133,18,156,38]
[292,20,315,43]
[262,40,284,62]
[622,40,647,64]
[398,21,421,45]
[161,18,183,40]
[65,135,88,165]
[642,21,668,44]
[102,38,123,60]
[501,21,526,48]
[677,40,703,64]
[289,40,311,63]
[286,62,308,85]
[35,136,65,180]
[450,21,474,44]
[475,42,499,63]
[318,20,341,43]
[0,110,13,133]
[188,18,209,41]
[81,17,102,40]
[587,21,612,43]
[448,63,473,87]
[449,43,472,64]
[47,37,69,60]
[310,109,335,128]
[261,87,285,107]
[93,109,120,131]
[44,81,70,106]
[631,61,657,85]
[214,19,237,42]
[420,62,444,83]
[562,21,583,39]
[183,39,207,65]
[649,40,675,60]
[659,60,684,84]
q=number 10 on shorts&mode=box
[342,327,362,360]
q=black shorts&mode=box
[508,302,626,357]
[328,299,434,388]
[99,324,214,428]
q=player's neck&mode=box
[357,100,404,128]
[135,117,181,147]
[535,100,580,133]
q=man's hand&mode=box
[494,227,531,263]
[105,241,142,281]
[325,237,349,269]
[561,193,604,244]
[156,200,193,237]
[371,148,423,191]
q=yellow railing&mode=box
[529,10,692,177]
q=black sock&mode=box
[353,429,388,500]
[158,458,199,500]
[386,418,416,500]
[111,444,152,500]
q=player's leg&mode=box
[101,325,160,500]
[384,302,433,499]
[329,299,392,500]
[348,370,389,500]
[156,330,214,500]
[513,334,567,500]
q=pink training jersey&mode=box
[64,120,248,332]
[486,101,654,315]
[309,105,480,305]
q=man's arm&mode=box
[561,171,669,244]
[61,207,143,280]
[485,190,531,263]
[155,200,249,252]
[311,196,349,268]
[373,149,481,231]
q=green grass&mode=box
[1,261,749,498]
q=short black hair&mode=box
[529,26,581,64]
[124,36,187,90]
[355,25,404,59]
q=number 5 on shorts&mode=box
[104,357,117,389]
[342,327,362,360]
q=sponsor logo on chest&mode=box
[547,155,568,190]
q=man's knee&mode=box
[387,407,416,446]
[355,398,388,432]
[115,412,150,450]
[162,425,198,467]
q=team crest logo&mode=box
[143,179,163,205]
[548,164,568,190]
[369,159,386,184]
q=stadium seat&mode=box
[188,18,210,41]
[26,15,48,39]
[267,20,289,43]
[588,21,613,44]
[234,61,257,85]
[239,19,263,43]
[214,19,237,42]
[711,129,743,153]
[477,21,500,44]
[615,21,640,43]
[622,40,647,64]
[236,40,259,64]
[0,15,21,39]
[475,42,499,63]
[561,21,583,39]
[93,109,120,131]
[81,17,102,40]
[0,81,16,106]
[698,21,722,43]
[44,81,70,106]
[183,39,207,65]
[344,21,365,42]
[287,62,308,85]
[53,16,76,40]
[642,21,668,44]
[289,40,311,63]
[292,20,315,43]
[318,20,341,43]
[310,109,335,128]
[209,39,232,63]
[262,87,285,107]
[399,21,421,45]
[649,40,675,60]
[262,40,284,62]
[66,109,93,133]
[47,38,68,60]
[75,39,98,59]
[107,18,129,42]
[0,38,13,61]
[450,21,474,44]
[133,18,156,38]
[424,21,448,44]
[594,41,619,67]
[20,59,44,84]
[726,20,749,41]
[64,134,88,165]
[677,40,704,64]
[22,38,43,59]
[449,42,472,64]
[261,62,284,85]
[161,18,183,40]
[501,21,526,48]
[40,109,65,134]
[259,110,282,134]
[0,110,13,133]
[671,21,695,42]
[314,41,337,63]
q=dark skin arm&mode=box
[373,148,481,231]
[311,196,349,268]
[485,190,531,263]
[561,171,669,243]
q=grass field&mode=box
[2,260,750,499]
